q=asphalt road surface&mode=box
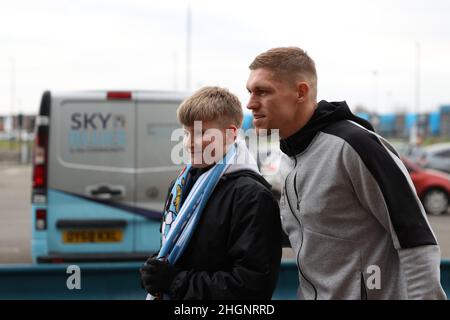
[0,164,32,264]
[1,164,449,264]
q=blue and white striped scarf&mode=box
[146,144,237,300]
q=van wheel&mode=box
[422,188,449,215]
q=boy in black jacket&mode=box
[140,86,282,300]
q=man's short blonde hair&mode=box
[177,86,243,128]
[249,47,318,100]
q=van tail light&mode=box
[32,125,48,189]
[36,209,47,230]
[107,91,132,100]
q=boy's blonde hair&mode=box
[177,86,243,128]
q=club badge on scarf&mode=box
[161,165,190,245]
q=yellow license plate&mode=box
[62,230,123,243]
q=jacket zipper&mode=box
[284,155,318,300]
[293,173,300,210]
[360,272,368,300]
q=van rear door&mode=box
[46,91,136,257]
[134,92,185,253]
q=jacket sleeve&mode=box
[341,137,447,300]
[168,183,282,300]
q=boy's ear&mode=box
[225,125,238,144]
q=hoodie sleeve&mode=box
[340,129,446,300]
[168,181,282,300]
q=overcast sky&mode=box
[1,0,450,115]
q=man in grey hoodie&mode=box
[246,46,446,300]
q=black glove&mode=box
[140,253,157,289]
[139,257,181,296]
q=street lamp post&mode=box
[372,70,378,113]
[410,41,421,145]
[415,41,421,138]
[186,1,192,92]
[9,57,15,150]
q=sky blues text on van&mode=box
[69,112,127,151]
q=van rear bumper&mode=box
[36,252,155,264]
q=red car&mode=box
[402,157,450,215]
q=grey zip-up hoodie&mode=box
[279,100,447,300]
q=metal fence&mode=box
[0,260,448,300]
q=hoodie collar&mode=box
[280,100,374,157]
[224,139,260,175]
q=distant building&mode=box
[0,114,36,136]
[440,105,450,137]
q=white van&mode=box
[31,90,186,263]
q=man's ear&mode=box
[296,81,310,102]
